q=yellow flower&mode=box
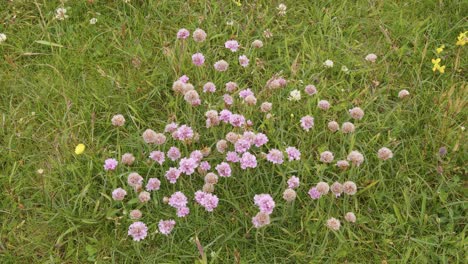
[436,45,445,53]
[438,65,446,73]
[75,144,85,155]
[232,0,242,6]
[432,63,446,73]
[456,31,467,46]
[431,58,441,65]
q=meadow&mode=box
[0,0,466,263]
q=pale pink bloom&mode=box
[365,53,377,62]
[330,182,343,197]
[318,100,330,110]
[223,94,234,105]
[316,182,330,195]
[377,147,393,160]
[127,172,143,188]
[112,188,127,201]
[129,210,142,220]
[336,160,350,169]
[226,132,240,143]
[214,60,229,71]
[219,109,232,123]
[225,40,239,52]
[173,125,194,141]
[128,221,148,241]
[179,75,189,83]
[254,133,268,147]
[285,147,301,161]
[142,129,158,144]
[252,212,270,228]
[104,158,118,171]
[242,131,256,143]
[349,107,364,120]
[184,90,201,106]
[158,219,176,235]
[167,147,181,161]
[193,28,207,42]
[326,217,340,231]
[204,173,218,184]
[239,88,254,99]
[216,162,232,177]
[304,85,317,95]
[192,53,205,66]
[244,95,257,105]
[240,152,257,169]
[235,138,251,153]
[267,149,284,164]
[203,82,216,93]
[190,150,204,163]
[177,28,190,39]
[177,206,190,217]
[343,181,357,195]
[226,151,240,163]
[328,121,339,132]
[199,161,211,171]
[239,55,249,67]
[165,122,179,133]
[194,191,219,212]
[111,114,125,127]
[287,176,300,189]
[225,81,238,92]
[138,191,151,203]
[149,151,165,165]
[347,151,364,166]
[345,212,356,223]
[398,89,410,98]
[251,39,263,48]
[146,178,161,191]
[260,102,272,112]
[320,151,334,163]
[277,78,287,87]
[168,191,188,209]
[216,139,228,153]
[121,153,135,166]
[165,167,181,184]
[179,158,198,175]
[254,194,275,214]
[308,187,321,199]
[300,115,314,131]
[341,122,355,133]
[283,188,297,202]
[229,114,245,127]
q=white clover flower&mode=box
[90,18,97,25]
[0,33,6,43]
[288,89,301,101]
[55,7,68,20]
[277,4,287,16]
[323,59,334,68]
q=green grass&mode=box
[0,0,466,263]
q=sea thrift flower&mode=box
[254,133,268,147]
[330,182,343,197]
[347,151,364,166]
[205,172,218,184]
[214,60,229,71]
[128,172,143,188]
[349,107,364,120]
[169,191,188,209]
[146,178,161,191]
[219,110,232,123]
[216,162,232,177]
[172,80,185,93]
[225,151,239,163]
[252,212,270,228]
[184,90,201,106]
[192,53,205,66]
[341,122,355,133]
[229,114,246,127]
[239,88,254,99]
[225,82,238,93]
[199,161,211,172]
[377,147,393,160]
[308,187,321,199]
[158,219,176,235]
[112,188,127,201]
[300,115,314,131]
[179,75,189,83]
[128,222,148,241]
[336,160,350,169]
[173,125,194,141]
[121,153,135,166]
[177,28,190,39]
[193,28,207,42]
[226,132,239,143]
[167,147,181,161]
[288,90,301,101]
[194,191,219,212]
[287,176,300,189]
[365,53,377,62]
[285,147,301,161]
[260,102,272,112]
[149,151,165,165]
[320,151,334,163]
[438,147,448,157]
[138,191,151,203]
[165,167,181,184]
[244,95,257,105]
[179,158,198,175]
[225,40,239,52]
[252,39,263,48]
[177,206,190,217]
[130,210,142,220]
[267,149,284,164]
[190,150,204,163]
[345,212,357,223]
[216,139,228,153]
[318,100,331,110]
[235,138,251,153]
[316,182,330,195]
[223,94,233,105]
[283,188,296,202]
[254,194,275,214]
[304,85,317,95]
[240,152,257,169]
[343,181,357,195]
[142,129,158,144]
[398,89,410,98]
[203,82,216,93]
[104,158,118,171]
[55,7,68,20]
[326,218,341,231]
[328,121,339,132]
[238,55,249,67]
[111,114,125,126]
[75,144,85,155]
[323,59,334,68]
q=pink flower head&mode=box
[239,55,249,67]
[193,28,207,42]
[194,191,219,212]
[192,53,205,66]
[177,28,190,39]
[146,178,161,191]
[173,125,194,141]
[252,212,271,228]
[254,133,268,147]
[285,147,301,161]
[178,75,189,83]
[219,109,232,123]
[226,151,240,163]
[127,172,143,188]
[165,167,181,184]
[287,176,300,189]
[239,88,254,99]
[179,157,198,175]
[308,187,321,199]
[214,60,229,72]
[223,94,234,105]
[229,114,245,127]
[234,138,252,153]
[203,82,216,93]
[266,149,284,164]
[225,40,240,52]
[240,152,257,169]
[300,115,314,131]
[128,221,148,241]
[318,100,331,110]
[165,122,179,133]
[104,158,118,171]
[190,150,204,163]
[199,161,211,171]
[112,188,127,201]
[149,151,165,165]
[158,219,176,235]
[225,82,238,92]
[168,191,188,209]
[176,206,190,217]
[215,162,232,177]
[254,194,275,214]
[167,146,181,161]
[304,84,317,95]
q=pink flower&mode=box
[214,60,229,72]
[225,82,238,92]
[219,109,232,123]
[165,167,181,184]
[320,151,334,163]
[146,178,161,191]
[138,191,151,203]
[112,188,127,201]
[179,158,198,175]
[199,161,211,171]
[190,150,204,163]
[308,187,321,199]
[235,138,251,153]
[365,53,377,62]
[173,125,194,141]
[104,158,118,171]
[168,191,188,209]
[254,133,268,147]
[192,53,205,66]
[287,176,300,189]
[128,222,148,241]
[285,147,301,161]
[178,75,189,83]
[149,151,165,165]
[193,28,207,42]
[215,162,232,177]
[266,149,284,164]
[240,152,257,169]
[177,206,190,217]
[229,114,245,127]
[158,219,176,235]
[252,212,270,228]
[194,191,219,212]
[226,151,240,163]
[225,40,239,52]
[223,94,234,105]
[177,28,190,39]
[167,147,181,161]
[300,115,314,131]
[239,88,254,99]
[203,82,216,93]
[304,84,317,95]
[318,100,331,110]
[254,194,275,214]
[165,122,179,133]
[127,172,143,188]
[239,55,249,67]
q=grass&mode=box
[0,0,466,263]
